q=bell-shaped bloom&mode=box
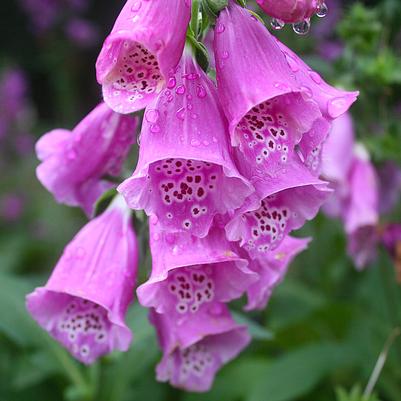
[150,306,250,392]
[245,236,310,310]
[256,0,320,23]
[226,172,330,259]
[275,39,358,121]
[214,3,322,152]
[96,0,191,114]
[137,223,257,316]
[118,53,253,238]
[26,196,138,364]
[36,103,136,216]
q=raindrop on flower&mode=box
[271,18,285,30]
[293,19,310,35]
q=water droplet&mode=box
[187,103,193,111]
[167,77,176,89]
[212,136,218,143]
[191,139,201,147]
[216,22,225,33]
[150,215,158,225]
[152,233,160,241]
[316,2,328,18]
[203,140,209,146]
[300,85,313,99]
[274,82,290,91]
[145,109,159,123]
[176,107,186,121]
[150,124,161,133]
[76,247,86,259]
[309,71,322,85]
[176,85,186,95]
[187,94,193,101]
[327,97,348,119]
[191,113,198,120]
[271,18,285,30]
[221,51,230,59]
[293,19,310,35]
[196,85,207,98]
[131,1,142,12]
[285,53,299,73]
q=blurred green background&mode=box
[1,1,401,400]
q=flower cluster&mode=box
[26,0,359,393]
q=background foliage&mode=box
[1,1,401,400]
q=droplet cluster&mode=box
[149,158,220,233]
[167,267,215,314]
[243,198,290,254]
[237,99,292,169]
[109,42,163,103]
[55,298,109,361]
[179,343,214,380]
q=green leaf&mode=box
[202,0,228,16]
[232,311,274,341]
[94,188,118,217]
[247,342,355,401]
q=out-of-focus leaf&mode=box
[247,342,356,401]
[94,188,118,217]
[232,311,274,341]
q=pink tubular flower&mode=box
[150,307,250,392]
[36,103,136,216]
[226,180,329,259]
[256,0,320,23]
[95,0,191,114]
[137,223,257,315]
[118,53,253,238]
[245,236,310,310]
[26,196,138,364]
[214,3,322,156]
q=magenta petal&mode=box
[150,307,250,392]
[36,103,136,216]
[344,152,379,234]
[137,224,258,315]
[276,39,359,121]
[256,0,319,23]
[118,54,253,238]
[245,236,311,310]
[214,3,322,147]
[321,113,355,183]
[26,197,138,364]
[95,0,191,114]
[347,226,379,270]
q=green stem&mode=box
[190,0,200,39]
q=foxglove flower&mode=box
[256,0,321,24]
[137,223,257,316]
[96,0,191,114]
[245,236,310,310]
[26,196,138,364]
[226,180,329,259]
[378,162,401,214]
[382,225,401,261]
[119,53,253,238]
[214,3,322,174]
[150,307,250,392]
[36,103,136,216]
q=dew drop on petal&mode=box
[271,18,285,30]
[327,97,348,119]
[293,19,310,35]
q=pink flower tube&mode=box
[26,196,138,364]
[36,102,136,216]
[119,53,253,238]
[96,0,191,114]
[150,307,250,392]
[137,223,257,316]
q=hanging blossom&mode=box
[214,3,347,258]
[137,222,257,317]
[36,102,137,216]
[118,52,253,238]
[321,113,380,269]
[26,196,138,364]
[150,307,250,392]
[96,0,191,114]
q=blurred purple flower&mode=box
[19,0,61,32]
[378,162,401,215]
[1,194,24,222]
[65,18,99,48]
